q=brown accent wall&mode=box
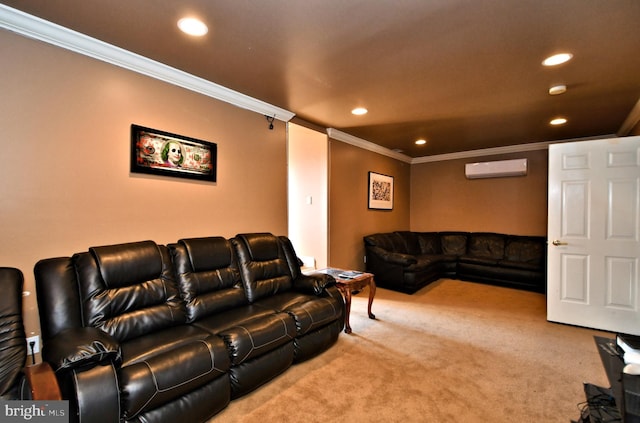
[329,141,410,270]
[0,32,288,339]
[410,149,548,235]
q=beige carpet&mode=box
[212,279,612,422]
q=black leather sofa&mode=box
[364,231,546,294]
[33,233,344,423]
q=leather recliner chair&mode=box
[0,267,61,400]
[232,233,344,362]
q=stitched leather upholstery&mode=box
[36,240,232,422]
[172,236,297,398]
[172,237,247,321]
[233,233,344,362]
[233,233,293,303]
[34,234,343,422]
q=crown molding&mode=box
[618,97,640,136]
[411,141,552,163]
[326,128,413,163]
[327,127,550,164]
[0,4,295,122]
[328,127,618,164]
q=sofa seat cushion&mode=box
[217,312,296,366]
[191,305,276,335]
[406,254,458,271]
[121,325,211,367]
[458,256,499,266]
[404,255,438,272]
[498,259,542,271]
[254,292,342,336]
[459,261,543,283]
[120,335,229,420]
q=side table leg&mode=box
[343,287,352,334]
[367,277,376,320]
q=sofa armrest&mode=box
[43,327,121,372]
[22,362,62,400]
[368,246,417,266]
[293,273,336,296]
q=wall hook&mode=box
[265,115,275,130]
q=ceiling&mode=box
[2,0,640,158]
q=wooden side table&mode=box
[316,268,376,334]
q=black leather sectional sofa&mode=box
[364,231,546,294]
[33,233,344,423]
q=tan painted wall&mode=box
[1,29,552,345]
[0,31,288,340]
[329,140,411,270]
[410,149,548,235]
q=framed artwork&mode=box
[131,124,217,182]
[368,171,394,210]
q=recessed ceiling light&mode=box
[415,139,427,145]
[178,17,208,36]
[542,53,573,66]
[351,107,368,115]
[549,84,567,95]
[550,117,567,126]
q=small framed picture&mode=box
[368,171,394,210]
[131,124,217,182]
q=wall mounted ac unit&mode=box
[465,158,528,179]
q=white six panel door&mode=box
[547,136,640,335]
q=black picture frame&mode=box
[368,171,394,210]
[131,124,217,182]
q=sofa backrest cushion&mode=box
[92,241,162,288]
[171,237,247,322]
[504,236,546,266]
[466,233,506,259]
[232,233,293,303]
[74,241,185,342]
[243,233,280,261]
[395,231,421,255]
[363,233,408,254]
[416,232,442,255]
[439,232,468,256]
[182,236,233,271]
